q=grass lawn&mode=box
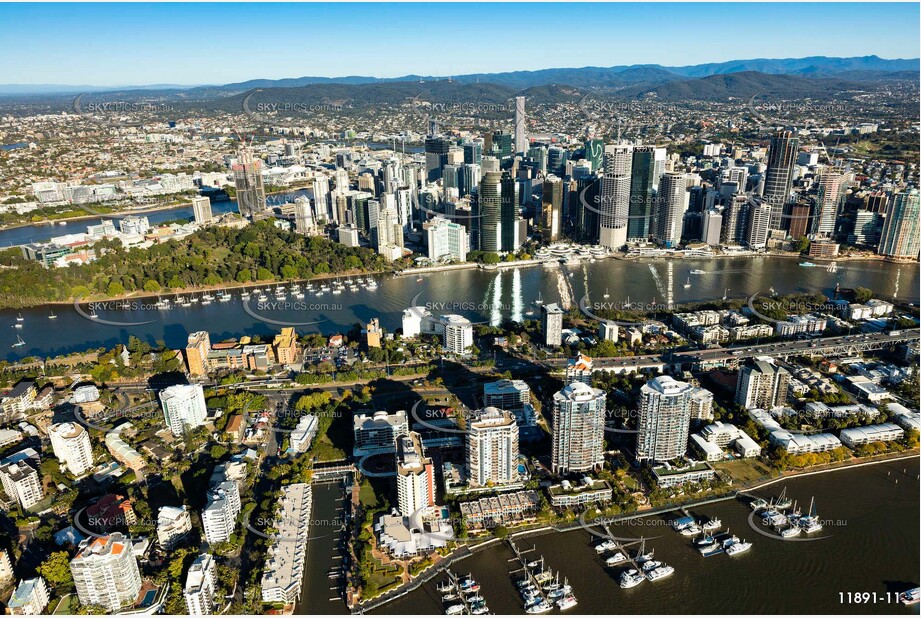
[713,458,777,484]
[359,480,379,509]
[366,555,401,591]
[52,595,76,614]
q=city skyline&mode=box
[0,3,918,87]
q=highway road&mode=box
[546,329,921,372]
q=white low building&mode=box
[839,423,904,448]
[769,431,841,455]
[690,421,761,461]
[157,505,192,550]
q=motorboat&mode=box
[619,569,645,589]
[701,518,721,531]
[679,523,702,536]
[725,540,752,556]
[645,564,675,581]
[605,552,627,567]
[595,540,617,554]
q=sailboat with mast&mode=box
[11,335,25,348]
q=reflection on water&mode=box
[377,458,919,615]
[2,257,917,361]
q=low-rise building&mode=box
[690,421,761,461]
[652,462,717,488]
[775,314,826,338]
[546,477,612,508]
[289,415,318,453]
[839,423,905,448]
[261,484,313,604]
[769,431,842,454]
[7,577,50,615]
[1,380,37,417]
[157,505,192,550]
[458,490,540,530]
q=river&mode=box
[0,189,314,247]
[367,458,919,615]
[2,256,918,361]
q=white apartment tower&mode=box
[70,534,142,612]
[551,382,606,475]
[395,432,434,516]
[0,460,43,510]
[48,422,94,477]
[636,375,694,463]
[184,554,218,615]
[466,407,519,486]
[160,384,208,437]
[191,196,213,225]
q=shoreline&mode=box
[358,451,920,611]
[0,197,200,232]
[0,185,314,233]
[20,251,915,313]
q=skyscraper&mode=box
[232,149,266,218]
[745,201,772,249]
[374,205,404,261]
[599,144,632,249]
[463,142,482,166]
[500,173,520,251]
[551,382,606,475]
[478,170,502,252]
[636,375,693,463]
[513,96,527,155]
[628,146,657,241]
[878,188,920,259]
[191,196,212,225]
[814,169,845,237]
[293,196,318,236]
[541,303,564,347]
[584,139,604,174]
[395,432,434,516]
[541,175,563,242]
[70,534,142,612]
[654,171,686,248]
[425,136,451,182]
[762,130,799,232]
[466,407,519,486]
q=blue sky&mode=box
[0,2,918,85]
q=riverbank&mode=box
[358,450,920,613]
[0,195,202,232]
[45,252,911,311]
[367,455,920,615]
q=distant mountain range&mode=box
[0,55,916,96]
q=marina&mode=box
[371,458,919,615]
[507,539,578,613]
